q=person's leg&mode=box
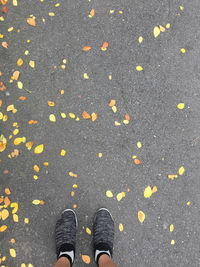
[93,208,118,267]
[54,209,77,267]
[54,256,70,267]
[98,254,118,267]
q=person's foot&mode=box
[93,208,115,265]
[55,209,77,266]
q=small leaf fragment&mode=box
[138,36,143,43]
[13,71,20,80]
[10,202,18,214]
[1,209,9,220]
[101,41,109,51]
[116,193,123,202]
[17,58,23,66]
[83,73,89,79]
[144,186,152,198]
[168,174,178,180]
[0,225,7,232]
[2,41,8,48]
[27,17,36,26]
[86,227,91,235]
[152,186,157,194]
[10,248,16,257]
[136,65,143,71]
[49,114,56,122]
[137,141,142,148]
[82,111,91,119]
[138,211,145,223]
[134,158,141,165]
[5,188,11,195]
[29,60,35,68]
[109,99,116,107]
[169,224,174,232]
[119,223,124,232]
[34,165,40,173]
[26,141,34,150]
[82,46,91,51]
[82,255,90,264]
[91,113,98,122]
[60,149,66,156]
[178,166,185,176]
[159,25,165,32]
[48,101,55,107]
[69,113,76,119]
[106,190,113,198]
[32,200,40,205]
[13,214,18,222]
[88,8,95,18]
[177,103,184,109]
[112,106,117,113]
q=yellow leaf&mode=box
[123,120,129,125]
[18,81,23,89]
[168,174,178,180]
[49,114,56,122]
[17,58,23,66]
[32,200,40,205]
[21,264,26,267]
[25,50,29,55]
[180,48,186,54]
[109,75,112,80]
[82,111,91,119]
[112,106,117,113]
[24,218,29,224]
[13,0,18,6]
[98,153,102,158]
[136,65,143,71]
[138,210,145,223]
[166,23,170,29]
[138,36,143,43]
[116,193,123,202]
[8,27,14,32]
[10,248,16,258]
[13,70,20,80]
[114,121,121,126]
[86,227,91,235]
[49,12,55,16]
[34,144,44,154]
[83,73,89,79]
[0,225,7,232]
[169,224,174,232]
[159,25,165,32]
[154,26,160,38]
[14,137,22,145]
[61,149,66,156]
[137,141,142,148]
[69,113,76,119]
[61,113,66,118]
[29,60,35,68]
[177,103,184,109]
[10,202,18,214]
[82,255,90,264]
[171,240,175,245]
[119,223,124,232]
[187,201,191,206]
[13,214,18,222]
[180,6,183,11]
[7,104,14,111]
[178,166,185,176]
[1,209,9,220]
[144,186,152,198]
[13,129,19,135]
[106,190,113,198]
[91,113,98,122]
[26,141,34,150]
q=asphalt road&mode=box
[0,0,200,266]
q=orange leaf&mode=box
[0,225,7,232]
[13,71,20,80]
[138,211,145,223]
[82,255,91,264]
[89,8,95,17]
[40,200,45,205]
[109,99,116,107]
[2,41,8,48]
[82,46,91,51]
[82,111,91,119]
[91,113,98,122]
[168,174,178,180]
[125,114,130,121]
[28,120,38,125]
[27,17,36,26]
[5,188,11,195]
[152,186,157,193]
[134,158,141,165]
[4,196,10,206]
[26,141,34,150]
[47,101,55,107]
[101,41,109,51]
[19,96,26,100]
[34,165,40,173]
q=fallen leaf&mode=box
[14,137,22,145]
[4,196,10,206]
[144,186,152,198]
[125,114,130,121]
[48,101,55,107]
[13,0,18,6]
[7,104,14,112]
[91,113,98,122]
[134,158,141,165]
[119,223,124,232]
[1,0,7,5]
[69,172,78,178]
[13,71,20,80]
[13,214,18,222]
[61,113,66,118]
[136,65,143,71]
[2,6,8,13]
[166,23,170,29]
[61,149,66,156]
[43,162,49,166]
[49,114,56,122]
[19,96,26,100]
[138,211,145,223]
[152,186,157,193]
[154,26,160,38]
[112,106,117,113]
[29,60,35,68]
[34,144,44,154]
[82,111,91,119]
[17,81,23,89]
[2,41,8,48]
[10,238,15,244]
[83,73,89,79]
[34,165,40,173]
[109,99,116,107]
[10,248,16,258]
[1,209,9,220]
[106,190,113,198]
[178,166,185,176]
[82,255,90,264]
[98,153,102,158]
[168,174,178,180]
[138,36,143,43]
[116,193,123,202]
[24,218,29,224]
[27,17,36,26]
[0,225,7,232]
[28,120,38,125]
[32,200,40,205]
[82,46,91,51]
[17,58,23,66]
[170,224,174,232]
[69,113,76,119]
[26,141,34,150]
[171,240,175,245]
[177,103,184,109]
[5,188,11,195]
[10,202,18,214]
[86,227,91,235]
[89,8,95,18]
[49,12,55,16]
[137,142,142,148]
[180,48,186,54]
[101,41,109,51]
[159,25,165,32]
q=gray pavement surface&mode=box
[0,0,200,266]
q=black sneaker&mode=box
[93,208,115,264]
[55,209,77,265]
